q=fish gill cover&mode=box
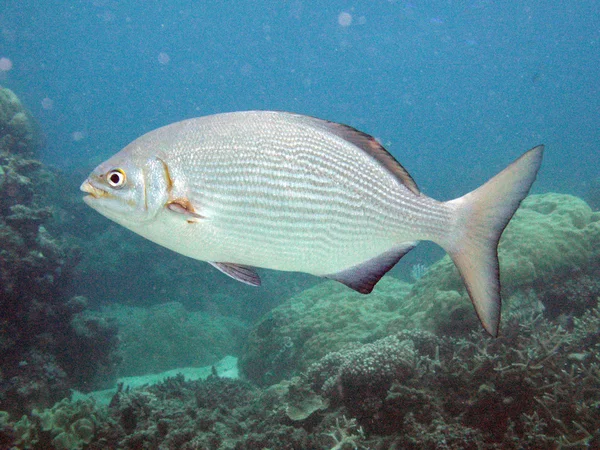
[0,1,599,449]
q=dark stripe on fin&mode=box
[295,114,420,195]
[325,242,417,294]
[445,145,544,337]
[209,262,261,286]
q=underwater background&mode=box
[1,1,599,449]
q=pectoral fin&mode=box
[326,242,417,294]
[167,198,204,220]
[209,262,261,286]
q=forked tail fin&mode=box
[444,145,544,336]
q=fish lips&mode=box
[80,179,144,223]
[80,180,119,211]
[80,179,109,200]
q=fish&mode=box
[81,111,543,336]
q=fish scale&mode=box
[190,121,415,266]
[195,144,421,239]
[81,110,543,336]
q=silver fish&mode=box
[81,111,543,336]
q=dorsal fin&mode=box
[296,115,420,195]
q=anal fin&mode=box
[209,262,261,287]
[325,242,417,294]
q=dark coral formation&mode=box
[305,305,600,448]
[2,373,335,449]
[536,268,600,322]
[0,87,120,416]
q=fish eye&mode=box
[106,169,126,188]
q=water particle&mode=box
[0,57,13,72]
[41,97,54,110]
[72,131,86,142]
[158,52,170,65]
[338,12,353,27]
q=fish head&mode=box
[80,149,170,226]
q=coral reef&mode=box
[0,299,598,449]
[11,398,100,450]
[0,372,343,449]
[536,269,600,322]
[239,276,413,386]
[304,334,419,434]
[0,87,41,157]
[0,87,120,417]
[300,299,600,448]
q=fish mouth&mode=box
[80,180,110,199]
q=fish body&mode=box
[81,111,543,336]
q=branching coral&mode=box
[324,416,366,450]
[299,301,600,448]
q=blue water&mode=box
[1,1,598,202]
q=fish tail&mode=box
[443,145,544,336]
